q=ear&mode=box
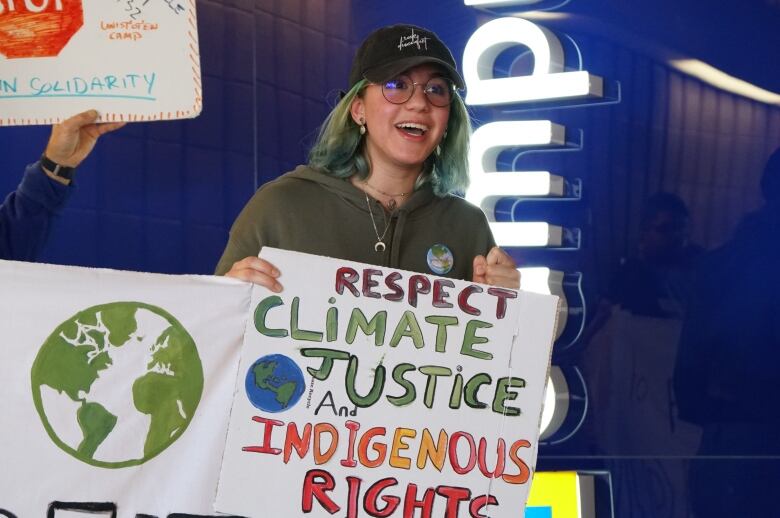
[350,96,365,125]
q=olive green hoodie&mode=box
[215,166,495,280]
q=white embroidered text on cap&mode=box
[397,28,429,51]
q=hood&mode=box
[282,165,443,267]
[282,165,438,217]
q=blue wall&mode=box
[2,1,779,516]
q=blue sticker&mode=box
[427,244,454,275]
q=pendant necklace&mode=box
[363,181,410,213]
[364,191,392,252]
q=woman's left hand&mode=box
[472,246,520,289]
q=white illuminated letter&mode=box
[540,366,569,440]
[519,267,568,338]
[463,17,603,105]
[465,0,543,5]
[466,120,568,250]
[489,221,562,247]
[465,120,566,217]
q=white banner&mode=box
[0,249,558,518]
[215,248,559,518]
[0,260,249,517]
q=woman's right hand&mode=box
[224,256,283,292]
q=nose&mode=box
[405,82,430,111]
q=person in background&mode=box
[216,24,519,290]
[0,110,124,261]
[674,148,780,518]
[569,192,705,518]
[579,191,703,351]
[607,192,703,319]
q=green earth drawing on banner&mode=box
[31,302,203,469]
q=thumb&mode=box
[472,255,487,283]
[60,109,99,132]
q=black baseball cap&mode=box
[348,24,465,90]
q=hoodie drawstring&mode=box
[390,209,408,267]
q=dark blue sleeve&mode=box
[0,162,73,261]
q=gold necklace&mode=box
[362,181,412,198]
[364,192,391,252]
[362,181,412,211]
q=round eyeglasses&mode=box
[378,75,455,107]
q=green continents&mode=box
[31,302,203,469]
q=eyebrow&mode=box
[395,71,449,81]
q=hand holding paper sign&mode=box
[225,248,521,291]
[224,255,283,292]
[472,246,520,289]
[44,109,125,172]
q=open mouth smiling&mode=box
[395,122,429,137]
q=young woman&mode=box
[216,24,519,291]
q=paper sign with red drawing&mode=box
[0,0,201,126]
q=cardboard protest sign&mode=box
[0,260,249,517]
[215,248,559,517]
[0,0,202,126]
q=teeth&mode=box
[396,122,429,132]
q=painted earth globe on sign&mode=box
[245,354,305,413]
[427,243,454,274]
[31,302,203,468]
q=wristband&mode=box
[40,153,76,180]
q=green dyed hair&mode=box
[308,79,472,197]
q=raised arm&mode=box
[42,110,126,185]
